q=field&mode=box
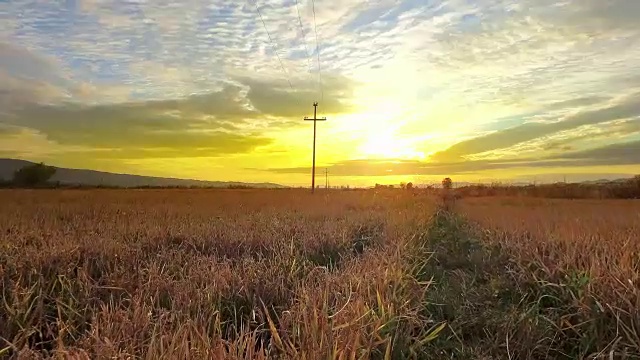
[454,198,640,358]
[0,189,438,359]
[1,189,639,359]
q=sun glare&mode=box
[358,132,425,160]
[353,102,425,160]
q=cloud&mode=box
[56,137,274,160]
[0,42,126,106]
[0,70,360,160]
[0,44,70,107]
[242,74,357,118]
[430,93,640,161]
[545,96,611,111]
[0,123,23,136]
[0,38,359,160]
[561,140,640,164]
[409,0,640,114]
[1,85,274,157]
[542,119,640,152]
[0,42,60,81]
[570,0,640,31]
[264,158,534,176]
[267,137,640,177]
[0,126,272,161]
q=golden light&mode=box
[358,132,425,159]
[353,101,425,160]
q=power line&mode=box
[294,0,313,76]
[254,1,293,89]
[311,0,323,102]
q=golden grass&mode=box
[459,197,640,296]
[459,196,640,355]
[6,189,637,358]
[0,189,438,359]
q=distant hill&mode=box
[0,159,285,188]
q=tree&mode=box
[442,177,452,190]
[406,182,414,190]
[13,162,56,187]
[400,182,406,189]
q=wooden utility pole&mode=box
[325,168,328,189]
[304,102,326,193]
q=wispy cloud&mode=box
[430,92,640,162]
[267,139,640,177]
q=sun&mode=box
[345,100,425,160]
[358,131,425,160]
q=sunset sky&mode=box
[1,0,639,186]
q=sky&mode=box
[1,0,639,186]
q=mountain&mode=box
[0,159,285,188]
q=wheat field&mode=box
[0,189,439,359]
[2,189,640,358]
[459,197,640,358]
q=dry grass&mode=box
[0,189,439,359]
[459,197,640,357]
[459,197,640,301]
[5,188,638,358]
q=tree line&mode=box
[453,177,640,199]
[3,163,639,199]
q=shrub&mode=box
[12,162,56,187]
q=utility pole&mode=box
[325,168,328,189]
[304,102,326,193]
